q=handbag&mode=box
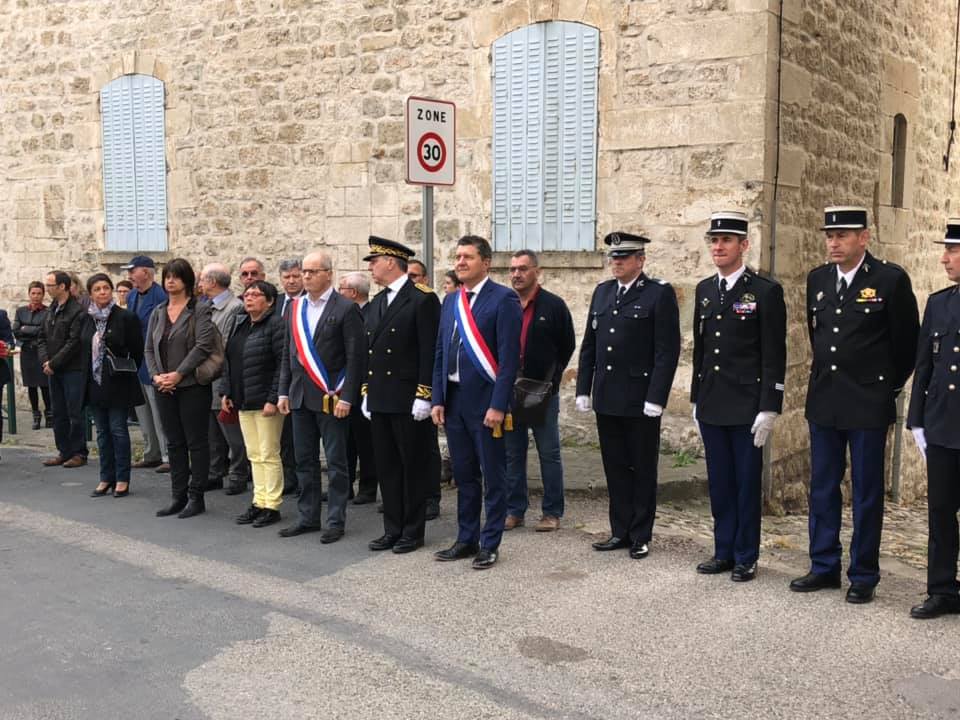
[189,310,225,385]
[104,347,138,375]
[511,362,555,426]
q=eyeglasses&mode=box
[240,271,261,278]
[243,291,265,299]
[301,268,331,276]
[337,286,356,293]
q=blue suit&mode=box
[433,279,521,550]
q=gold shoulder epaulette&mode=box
[415,283,433,293]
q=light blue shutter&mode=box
[492,22,599,252]
[100,74,168,251]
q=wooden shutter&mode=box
[100,74,168,251]
[492,22,599,251]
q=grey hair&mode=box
[278,258,301,273]
[239,256,265,272]
[341,271,370,297]
[512,249,539,266]
[206,268,231,288]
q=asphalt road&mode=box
[0,447,958,720]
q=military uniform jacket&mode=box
[907,284,960,449]
[690,269,787,426]
[363,279,441,415]
[805,251,919,429]
[576,273,681,417]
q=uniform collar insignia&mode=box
[701,297,710,307]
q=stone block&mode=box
[344,186,372,217]
[645,14,767,65]
[604,102,764,149]
[168,170,194,209]
[330,162,366,187]
[371,184,398,216]
[359,34,397,53]
[779,61,812,107]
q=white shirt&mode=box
[448,276,489,382]
[280,291,303,318]
[718,264,746,291]
[837,254,866,290]
[304,287,334,337]
[386,274,408,307]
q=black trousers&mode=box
[280,413,298,489]
[925,444,960,597]
[596,413,661,544]
[371,412,431,541]
[348,404,378,498]
[156,384,211,499]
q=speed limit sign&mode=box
[406,96,456,186]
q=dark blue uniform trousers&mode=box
[699,422,762,566]
[808,422,887,586]
[924,444,960,597]
[444,383,507,550]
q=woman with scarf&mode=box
[82,273,144,498]
[13,282,52,429]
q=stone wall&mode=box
[769,0,960,510]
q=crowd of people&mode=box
[1,207,959,621]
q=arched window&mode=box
[100,74,168,251]
[891,113,907,209]
[492,22,599,251]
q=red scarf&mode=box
[28,302,46,312]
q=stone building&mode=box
[1,0,958,509]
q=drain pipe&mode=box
[763,0,785,509]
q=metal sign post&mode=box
[405,96,456,288]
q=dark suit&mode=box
[365,279,441,541]
[577,273,681,544]
[0,310,12,442]
[907,284,960,598]
[279,290,364,530]
[432,278,521,550]
[348,301,378,499]
[691,269,786,565]
[280,291,306,493]
[804,251,919,586]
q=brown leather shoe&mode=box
[155,463,171,474]
[504,515,524,531]
[62,455,87,468]
[42,456,66,467]
[535,515,560,532]
[132,459,162,469]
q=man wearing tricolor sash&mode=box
[277,251,364,543]
[431,235,522,569]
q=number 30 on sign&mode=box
[406,96,456,186]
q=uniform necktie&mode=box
[719,278,727,305]
[616,285,627,304]
[837,276,847,300]
[379,287,392,320]
[449,291,474,376]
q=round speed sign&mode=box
[416,132,447,173]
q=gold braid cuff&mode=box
[415,384,432,401]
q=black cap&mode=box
[706,211,748,236]
[362,236,416,262]
[821,206,868,231]
[120,255,156,270]
[936,218,960,244]
[603,231,650,258]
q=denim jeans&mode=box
[504,393,564,519]
[91,405,132,485]
[49,370,87,459]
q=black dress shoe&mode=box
[369,534,400,551]
[846,583,876,604]
[472,548,498,569]
[352,493,376,505]
[224,481,247,496]
[206,478,224,491]
[320,527,345,544]
[789,570,842,592]
[279,523,321,538]
[113,486,130,498]
[236,505,263,525]
[156,498,188,517]
[90,484,115,497]
[910,594,960,619]
[732,563,757,582]
[425,498,440,521]
[592,536,630,552]
[178,497,206,519]
[252,509,281,528]
[697,557,735,574]
[393,537,424,554]
[629,540,649,559]
[434,541,480,561]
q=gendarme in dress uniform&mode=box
[790,206,919,604]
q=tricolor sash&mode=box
[291,297,345,396]
[454,286,498,384]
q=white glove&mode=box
[412,398,431,422]
[575,395,591,412]
[692,404,702,440]
[361,395,371,421]
[751,411,778,448]
[643,402,663,418]
[911,427,927,458]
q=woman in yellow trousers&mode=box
[221,281,287,527]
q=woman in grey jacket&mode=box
[144,258,219,519]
